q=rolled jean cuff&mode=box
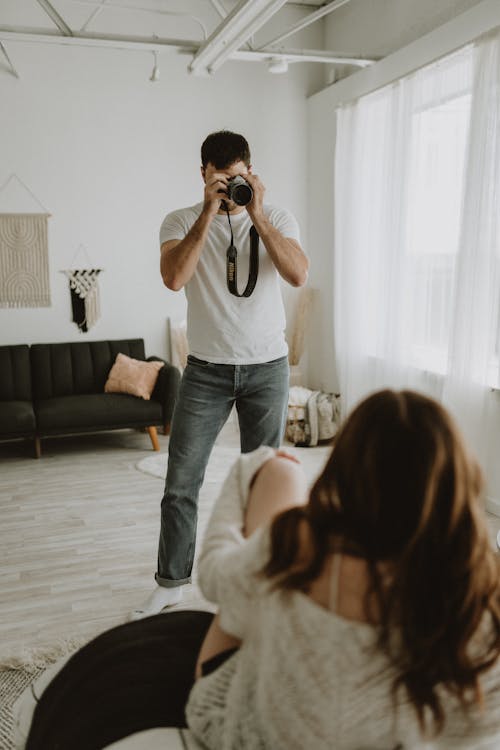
[155,573,191,588]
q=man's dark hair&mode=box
[201,130,251,169]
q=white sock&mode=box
[130,585,183,621]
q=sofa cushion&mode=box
[31,340,147,400]
[0,401,36,435]
[0,345,32,401]
[104,354,164,401]
[36,394,162,433]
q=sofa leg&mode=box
[163,423,170,436]
[34,437,41,459]
[147,426,160,452]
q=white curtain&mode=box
[334,29,500,497]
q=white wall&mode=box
[0,32,322,360]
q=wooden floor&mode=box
[1,423,499,660]
[0,427,214,657]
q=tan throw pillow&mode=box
[104,353,164,400]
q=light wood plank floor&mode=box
[1,423,499,659]
[0,426,215,657]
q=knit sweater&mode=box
[185,447,500,750]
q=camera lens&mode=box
[228,176,253,206]
[232,184,252,205]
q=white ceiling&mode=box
[0,0,375,76]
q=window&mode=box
[406,92,471,374]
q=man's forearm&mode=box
[250,214,309,287]
[161,209,214,291]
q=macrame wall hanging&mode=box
[0,174,51,308]
[61,245,103,333]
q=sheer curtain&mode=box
[334,28,500,496]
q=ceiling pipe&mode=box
[35,0,73,36]
[80,0,110,33]
[188,0,288,75]
[0,41,19,78]
[209,0,228,21]
[0,28,197,53]
[73,1,209,39]
[262,0,353,49]
[207,0,256,50]
[0,28,375,69]
[235,47,374,67]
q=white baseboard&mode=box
[486,496,500,518]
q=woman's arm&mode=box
[194,451,308,679]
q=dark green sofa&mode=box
[0,339,180,458]
[0,344,36,444]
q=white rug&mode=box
[136,440,331,487]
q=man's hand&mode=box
[161,174,229,290]
[241,172,309,287]
[244,173,266,221]
[203,172,230,217]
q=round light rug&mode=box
[136,442,331,486]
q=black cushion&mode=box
[31,340,147,400]
[0,400,36,435]
[26,611,214,749]
[36,393,162,433]
[0,345,32,401]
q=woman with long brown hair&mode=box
[22,389,500,749]
[186,389,500,748]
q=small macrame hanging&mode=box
[61,246,103,332]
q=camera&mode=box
[227,175,253,206]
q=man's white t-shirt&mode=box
[159,202,301,365]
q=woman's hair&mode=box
[262,389,500,733]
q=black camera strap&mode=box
[225,207,259,298]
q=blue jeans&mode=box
[155,354,289,586]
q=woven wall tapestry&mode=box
[62,269,102,333]
[0,213,51,308]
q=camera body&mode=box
[227,175,253,206]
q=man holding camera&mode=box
[132,130,308,618]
